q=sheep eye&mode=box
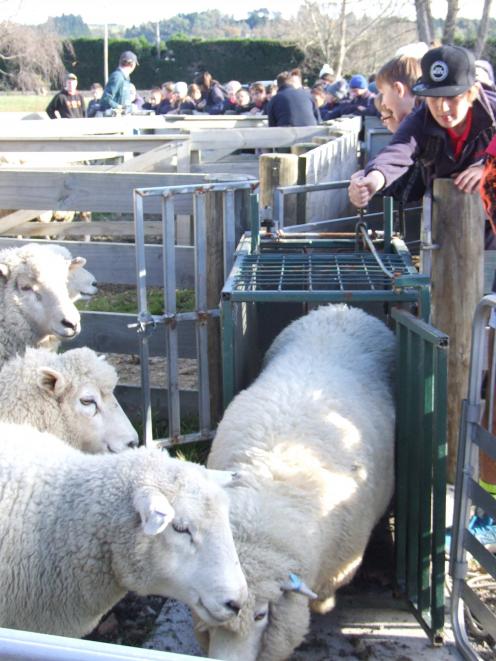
[80,397,96,408]
[254,611,268,622]
[19,284,33,292]
[172,521,191,535]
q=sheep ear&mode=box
[69,256,86,271]
[134,486,175,536]
[37,367,67,397]
[0,263,9,279]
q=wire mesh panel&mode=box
[392,307,448,644]
[451,295,496,660]
[229,253,413,295]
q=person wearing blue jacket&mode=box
[99,51,138,115]
[267,71,319,127]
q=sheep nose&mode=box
[62,318,78,332]
[128,438,139,449]
[225,600,241,615]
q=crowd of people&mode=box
[45,49,388,125]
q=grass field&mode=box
[0,93,95,113]
[0,94,53,112]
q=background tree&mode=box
[45,14,91,38]
[288,0,416,78]
[0,21,69,92]
[443,0,460,44]
[476,0,493,57]
[414,0,434,44]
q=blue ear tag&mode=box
[288,573,303,591]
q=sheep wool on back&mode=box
[203,304,396,661]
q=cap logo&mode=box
[430,60,449,83]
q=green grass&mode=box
[77,287,195,315]
[0,94,52,113]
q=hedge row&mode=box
[64,37,305,88]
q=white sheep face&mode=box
[202,565,311,661]
[0,248,81,340]
[131,470,248,624]
[37,367,138,453]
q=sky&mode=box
[1,0,492,26]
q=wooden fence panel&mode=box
[0,238,195,287]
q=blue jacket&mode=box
[100,68,132,111]
[267,85,319,127]
[365,89,496,189]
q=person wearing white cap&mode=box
[100,50,139,115]
[167,81,195,114]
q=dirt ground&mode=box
[105,353,198,390]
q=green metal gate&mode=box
[392,307,448,644]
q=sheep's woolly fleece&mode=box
[0,346,137,453]
[205,304,396,661]
[0,424,243,638]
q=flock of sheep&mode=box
[0,241,396,661]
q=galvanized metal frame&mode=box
[392,307,448,644]
[450,294,496,660]
[132,181,256,448]
[0,627,200,661]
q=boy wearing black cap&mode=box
[46,73,86,119]
[349,45,496,214]
[100,51,139,115]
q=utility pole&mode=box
[156,22,161,60]
[104,22,109,82]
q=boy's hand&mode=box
[348,170,385,208]
[452,162,484,194]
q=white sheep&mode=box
[0,346,138,452]
[44,243,98,301]
[200,304,396,661]
[0,422,248,638]
[0,243,81,366]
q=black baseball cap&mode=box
[412,45,475,97]
[119,50,139,66]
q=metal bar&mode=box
[223,189,236,278]
[383,196,393,253]
[407,331,422,602]
[228,290,418,303]
[135,181,256,197]
[221,295,235,410]
[250,191,260,253]
[193,191,211,435]
[395,322,409,591]
[418,338,431,617]
[275,179,350,195]
[133,190,153,446]
[431,341,447,635]
[0,628,203,661]
[162,194,181,441]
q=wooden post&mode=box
[290,143,317,156]
[205,191,224,425]
[259,153,299,226]
[430,178,484,482]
